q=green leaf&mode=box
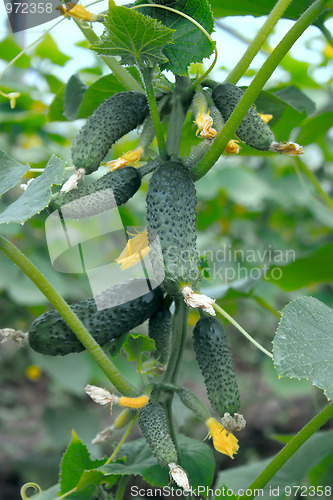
[31,484,60,499]
[100,438,157,477]
[210,0,316,20]
[60,430,106,494]
[47,84,66,122]
[91,6,175,67]
[273,296,333,400]
[0,36,30,68]
[144,434,215,490]
[100,434,214,490]
[77,74,129,119]
[0,151,30,197]
[35,34,70,66]
[136,0,215,74]
[216,430,333,498]
[63,74,88,121]
[122,333,156,362]
[266,243,333,291]
[297,111,333,145]
[0,155,65,225]
[272,86,315,115]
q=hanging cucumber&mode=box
[148,302,172,364]
[212,82,275,151]
[49,167,141,219]
[146,161,199,296]
[193,316,240,417]
[71,91,149,174]
[139,401,178,467]
[29,279,163,356]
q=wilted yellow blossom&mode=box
[194,106,217,139]
[206,417,239,458]
[224,139,241,155]
[107,146,143,171]
[56,2,94,21]
[116,229,150,270]
[270,141,303,156]
[119,395,149,409]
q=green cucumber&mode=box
[29,279,163,356]
[212,83,275,151]
[148,302,172,364]
[71,91,148,174]
[177,388,210,421]
[146,161,199,295]
[49,167,141,219]
[193,316,240,417]
[139,402,178,467]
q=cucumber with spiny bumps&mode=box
[212,82,275,151]
[139,402,178,467]
[146,161,199,296]
[148,302,172,364]
[193,316,240,417]
[49,167,141,219]
[29,279,163,356]
[71,91,149,174]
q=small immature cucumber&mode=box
[71,91,149,174]
[148,303,172,364]
[29,279,163,356]
[193,316,240,417]
[177,388,210,421]
[49,167,141,219]
[139,402,178,467]
[212,83,275,151]
[146,161,199,295]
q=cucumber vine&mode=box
[0,0,332,498]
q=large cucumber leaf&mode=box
[91,6,175,67]
[273,296,333,400]
[0,155,65,224]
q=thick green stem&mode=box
[140,67,168,161]
[0,236,136,397]
[226,0,293,85]
[74,20,143,92]
[245,402,333,500]
[192,0,325,181]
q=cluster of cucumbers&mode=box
[27,81,267,469]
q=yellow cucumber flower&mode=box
[259,113,273,124]
[107,146,143,172]
[206,417,239,458]
[56,2,94,21]
[116,228,150,270]
[194,105,217,139]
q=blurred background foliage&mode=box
[0,2,333,498]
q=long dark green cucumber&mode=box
[71,91,149,174]
[49,167,141,219]
[148,303,172,364]
[193,316,240,417]
[212,83,275,151]
[146,161,199,295]
[139,402,178,467]
[29,279,163,356]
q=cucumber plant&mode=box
[1,0,333,499]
